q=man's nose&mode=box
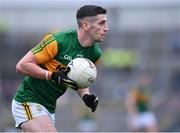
[104,24,109,32]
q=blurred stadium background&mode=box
[0,0,180,132]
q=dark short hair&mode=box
[76,5,107,23]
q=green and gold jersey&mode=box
[132,86,150,112]
[14,29,102,113]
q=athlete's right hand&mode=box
[51,67,79,90]
[83,94,99,112]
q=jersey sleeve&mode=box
[31,33,58,64]
[95,58,101,65]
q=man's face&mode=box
[86,14,109,42]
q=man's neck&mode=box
[77,29,93,47]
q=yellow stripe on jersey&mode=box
[31,33,58,64]
[95,58,101,65]
[133,89,149,102]
[22,102,33,120]
[44,59,66,72]
[32,35,55,54]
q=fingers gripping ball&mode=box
[67,58,97,88]
[51,67,78,90]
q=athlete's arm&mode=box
[125,90,137,114]
[16,51,52,80]
[16,34,57,80]
[77,87,98,112]
[77,87,90,98]
[77,59,100,112]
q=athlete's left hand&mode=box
[83,94,99,112]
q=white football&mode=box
[67,58,97,88]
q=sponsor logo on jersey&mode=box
[64,54,84,61]
[64,55,72,61]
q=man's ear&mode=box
[81,21,89,31]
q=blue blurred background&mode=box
[0,0,180,131]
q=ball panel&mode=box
[67,57,97,88]
[78,68,97,88]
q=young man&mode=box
[125,74,158,132]
[11,5,108,132]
